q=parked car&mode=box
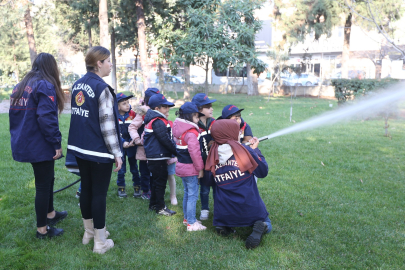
[155,75,185,84]
[282,74,320,86]
[190,74,206,84]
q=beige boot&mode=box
[82,219,110,245]
[168,175,177,205]
[93,227,114,254]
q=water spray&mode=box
[245,82,405,146]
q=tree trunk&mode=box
[24,6,37,65]
[225,67,229,95]
[134,49,139,94]
[158,61,165,93]
[247,63,258,95]
[184,63,191,100]
[136,0,150,90]
[204,56,209,95]
[111,27,117,92]
[87,19,92,48]
[341,13,352,79]
[13,52,19,83]
[99,0,109,48]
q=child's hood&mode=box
[172,118,199,139]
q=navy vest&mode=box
[197,117,215,162]
[143,111,173,159]
[67,72,121,163]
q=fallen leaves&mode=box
[321,161,325,166]
[360,179,363,184]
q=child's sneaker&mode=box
[133,185,142,198]
[183,219,202,226]
[187,222,207,231]
[200,210,209,220]
[245,221,268,249]
[156,206,176,216]
[75,191,80,198]
[141,191,151,200]
[117,187,127,198]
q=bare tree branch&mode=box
[343,0,405,59]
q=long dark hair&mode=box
[12,53,64,113]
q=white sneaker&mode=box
[187,222,207,231]
[200,210,209,220]
[183,219,202,226]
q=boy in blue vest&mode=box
[116,93,141,198]
[143,94,177,216]
[191,93,217,221]
[217,104,253,144]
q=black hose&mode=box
[53,178,81,194]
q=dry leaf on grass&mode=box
[360,179,363,184]
[249,113,253,116]
[321,161,325,166]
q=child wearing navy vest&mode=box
[191,93,217,221]
[143,94,177,216]
[116,93,141,198]
[217,104,253,144]
[173,102,207,231]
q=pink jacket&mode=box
[172,118,204,177]
[128,105,148,160]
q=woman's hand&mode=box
[248,137,260,149]
[53,148,62,160]
[113,156,123,172]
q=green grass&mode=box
[1,93,405,269]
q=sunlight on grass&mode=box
[1,94,405,268]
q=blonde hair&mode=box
[85,46,110,72]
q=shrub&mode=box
[332,78,398,104]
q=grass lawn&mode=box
[1,93,404,269]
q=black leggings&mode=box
[76,157,113,229]
[31,160,55,227]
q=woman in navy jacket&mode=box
[9,53,68,239]
[67,46,122,254]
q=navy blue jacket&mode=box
[67,72,121,163]
[118,108,137,158]
[9,79,62,163]
[197,117,215,163]
[143,109,177,160]
[205,146,269,227]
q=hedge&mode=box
[331,78,399,104]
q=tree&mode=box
[170,0,266,95]
[273,0,405,79]
[343,0,405,59]
[24,3,37,64]
[99,0,109,48]
[0,3,30,83]
[55,0,100,52]
[135,0,150,90]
